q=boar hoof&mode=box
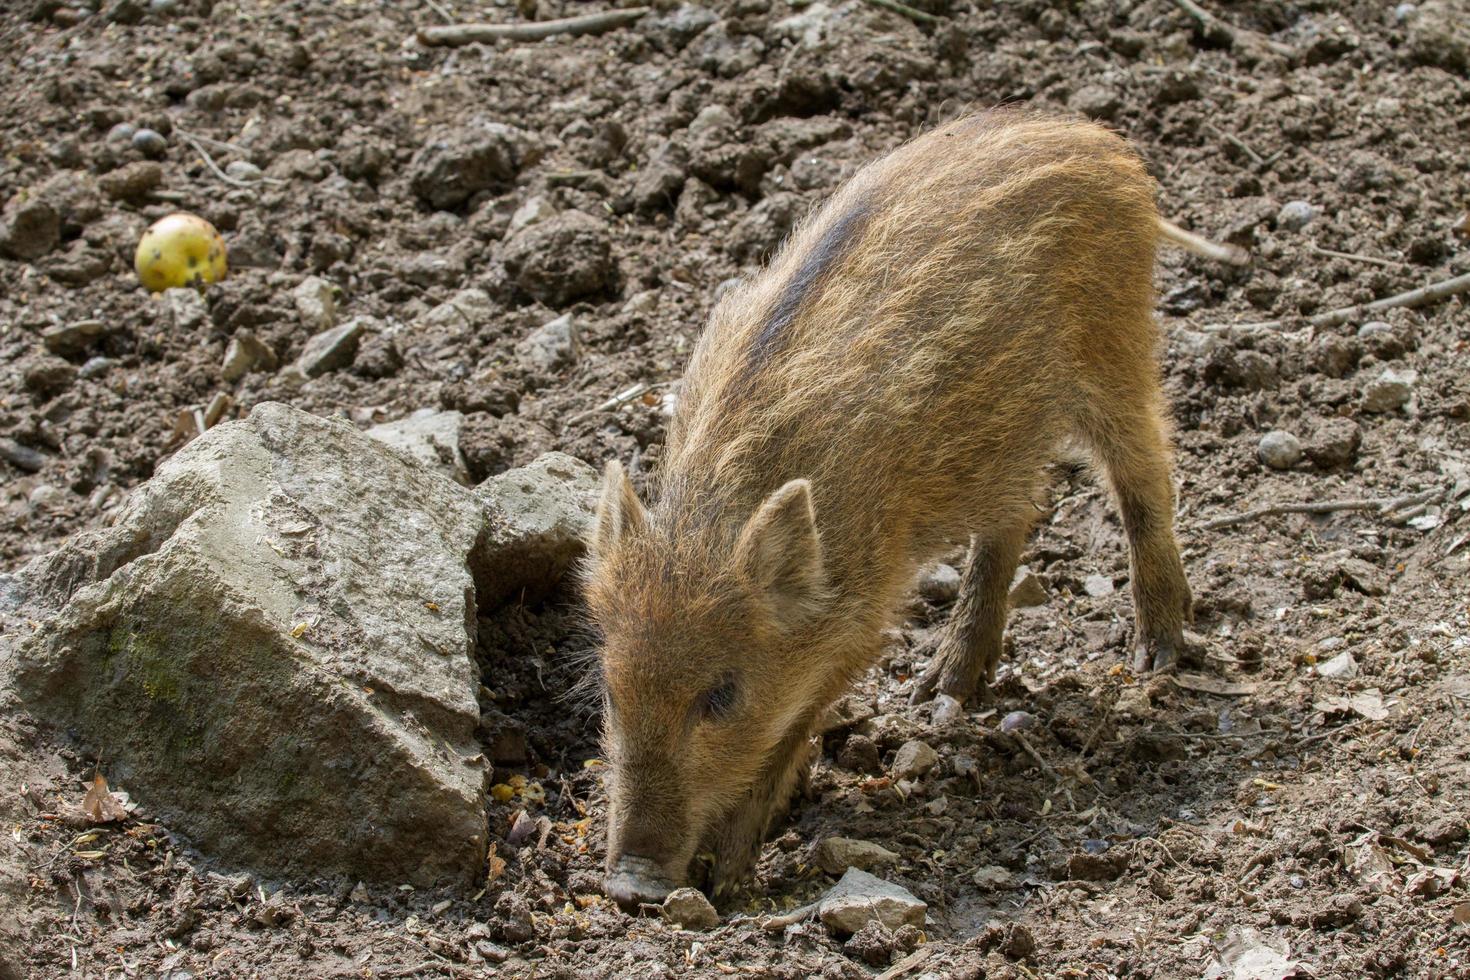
[605,856,678,910]
[1131,636,1182,674]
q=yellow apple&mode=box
[134,212,227,292]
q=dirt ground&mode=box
[3,0,1470,977]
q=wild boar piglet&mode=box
[584,111,1199,908]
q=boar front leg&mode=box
[703,722,820,897]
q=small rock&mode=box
[131,128,167,158]
[1084,574,1116,598]
[890,740,938,780]
[225,160,263,182]
[42,319,107,358]
[1258,430,1303,470]
[23,356,77,398]
[508,195,555,234]
[409,121,542,210]
[661,888,718,931]
[292,276,337,332]
[294,318,366,377]
[1008,567,1047,607]
[1404,1,1469,73]
[166,287,209,331]
[999,710,1036,734]
[1068,83,1120,120]
[1305,418,1361,469]
[78,357,115,380]
[0,438,47,473]
[1068,850,1123,881]
[367,410,470,486]
[502,211,616,308]
[814,837,900,875]
[1316,651,1358,680]
[0,198,61,260]
[98,161,163,202]
[1361,367,1416,413]
[1277,200,1316,232]
[817,868,926,935]
[473,451,599,605]
[917,563,960,603]
[837,734,882,774]
[516,314,578,373]
[973,865,1014,890]
[474,941,510,964]
[844,918,897,966]
[622,289,659,315]
[931,693,963,726]
[107,122,138,144]
[221,330,279,383]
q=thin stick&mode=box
[176,132,285,188]
[1207,270,1470,334]
[863,0,941,25]
[1204,123,1264,166]
[1158,218,1249,265]
[1197,488,1440,532]
[417,7,650,46]
[563,379,678,428]
[758,900,819,931]
[1169,0,1294,57]
[1309,244,1408,270]
[422,0,454,24]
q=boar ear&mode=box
[589,461,648,564]
[735,479,827,627]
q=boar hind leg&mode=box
[1080,395,1193,672]
[911,516,1033,704]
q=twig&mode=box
[1169,0,1294,57]
[417,7,650,46]
[1309,244,1408,270]
[1206,270,1470,334]
[1204,123,1264,167]
[176,132,285,189]
[878,947,934,980]
[863,0,941,25]
[1197,488,1441,532]
[1158,219,1249,265]
[562,379,678,428]
[422,0,454,24]
[1012,731,1058,780]
[758,900,819,931]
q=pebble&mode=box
[972,866,1014,890]
[1008,567,1048,607]
[0,438,47,473]
[622,289,659,315]
[890,739,938,780]
[508,195,555,234]
[292,276,337,332]
[1305,418,1361,469]
[818,868,926,935]
[999,710,1037,734]
[1361,367,1416,413]
[1084,574,1115,598]
[931,693,963,726]
[23,356,78,397]
[661,888,718,931]
[107,122,137,144]
[98,160,163,201]
[1258,430,1303,470]
[131,128,167,158]
[294,319,365,378]
[1316,651,1359,681]
[166,287,208,331]
[1356,320,1392,341]
[1277,200,1316,232]
[42,319,107,358]
[78,356,116,380]
[225,160,263,182]
[836,733,882,774]
[813,837,900,875]
[516,313,578,372]
[917,563,961,603]
[221,330,279,383]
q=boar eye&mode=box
[695,674,739,722]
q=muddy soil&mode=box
[3,0,1469,977]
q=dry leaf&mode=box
[1452,902,1470,925]
[82,773,128,825]
[486,843,506,884]
[1174,673,1258,697]
[1204,926,1306,980]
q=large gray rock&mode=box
[474,452,599,606]
[368,409,471,485]
[818,868,926,935]
[9,403,488,885]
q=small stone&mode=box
[409,122,542,210]
[973,866,1014,890]
[890,740,938,780]
[917,563,960,603]
[508,195,555,234]
[1277,200,1316,232]
[367,410,470,485]
[1361,368,1416,413]
[131,128,167,158]
[0,198,61,260]
[108,122,138,143]
[221,330,279,383]
[1084,574,1116,598]
[1316,651,1358,680]
[98,160,163,201]
[165,287,208,331]
[292,276,337,332]
[661,888,718,931]
[502,211,616,308]
[814,837,900,875]
[1305,418,1361,469]
[78,356,115,380]
[999,710,1036,734]
[1357,320,1392,341]
[474,941,510,963]
[516,313,578,373]
[837,734,882,774]
[931,694,963,726]
[23,356,77,398]
[1068,83,1120,121]
[0,438,47,473]
[1008,567,1047,607]
[817,868,926,935]
[225,160,263,182]
[622,289,659,315]
[294,318,366,378]
[844,919,897,966]
[42,319,107,358]
[1258,430,1303,470]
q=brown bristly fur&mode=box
[583,110,1194,905]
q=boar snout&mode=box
[604,854,678,909]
